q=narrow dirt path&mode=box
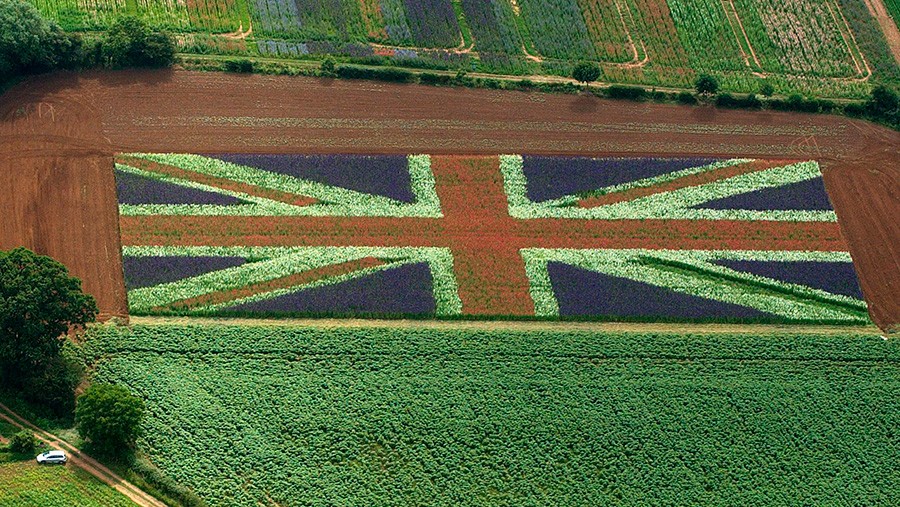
[0,402,166,507]
[864,0,900,66]
[129,316,884,336]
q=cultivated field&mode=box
[84,323,900,506]
[114,153,868,324]
[0,460,136,506]
[1,70,897,329]
[24,0,900,97]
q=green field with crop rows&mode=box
[84,323,900,506]
[0,460,135,506]
[25,0,900,98]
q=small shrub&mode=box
[677,91,698,105]
[419,72,452,86]
[76,383,145,457]
[759,81,775,97]
[8,430,38,454]
[606,85,647,101]
[320,56,335,76]
[223,59,254,73]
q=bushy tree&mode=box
[320,57,336,76]
[759,80,775,97]
[572,61,601,84]
[695,74,719,96]
[101,16,175,69]
[8,430,38,454]
[0,0,57,74]
[0,248,97,382]
[76,384,145,457]
[868,85,899,117]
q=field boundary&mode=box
[127,316,885,336]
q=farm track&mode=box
[864,0,900,67]
[0,70,897,330]
[0,402,163,507]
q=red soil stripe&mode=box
[116,155,320,208]
[578,159,795,207]
[120,216,848,252]
[154,257,384,311]
[427,155,535,316]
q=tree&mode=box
[0,248,97,384]
[868,85,899,116]
[320,57,336,77]
[695,74,719,96]
[76,384,145,456]
[759,80,775,97]
[0,0,58,75]
[572,61,601,84]
[101,16,175,69]
[8,430,38,454]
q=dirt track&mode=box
[0,70,897,329]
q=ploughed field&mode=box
[115,153,869,324]
[0,71,897,329]
[25,0,900,98]
[84,323,900,506]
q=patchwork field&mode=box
[24,0,900,97]
[115,153,868,324]
[83,323,900,506]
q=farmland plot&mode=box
[0,461,135,506]
[668,0,867,78]
[29,0,252,32]
[85,324,900,507]
[115,153,868,324]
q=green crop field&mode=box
[0,461,135,506]
[24,0,900,98]
[83,323,900,506]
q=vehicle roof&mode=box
[44,450,66,456]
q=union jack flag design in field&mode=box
[115,153,868,323]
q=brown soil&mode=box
[0,70,897,329]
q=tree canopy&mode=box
[572,61,601,84]
[102,16,175,69]
[76,384,145,456]
[0,248,97,379]
[695,74,720,96]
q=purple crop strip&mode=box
[547,262,774,320]
[221,262,436,315]
[402,0,460,47]
[522,157,719,203]
[116,170,244,206]
[694,177,834,211]
[713,259,864,300]
[124,256,248,290]
[209,154,416,203]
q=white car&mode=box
[36,450,67,464]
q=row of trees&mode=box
[1,248,143,456]
[570,62,900,127]
[0,0,176,85]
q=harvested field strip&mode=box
[119,216,849,251]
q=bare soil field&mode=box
[0,70,897,329]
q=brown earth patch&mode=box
[0,70,897,329]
